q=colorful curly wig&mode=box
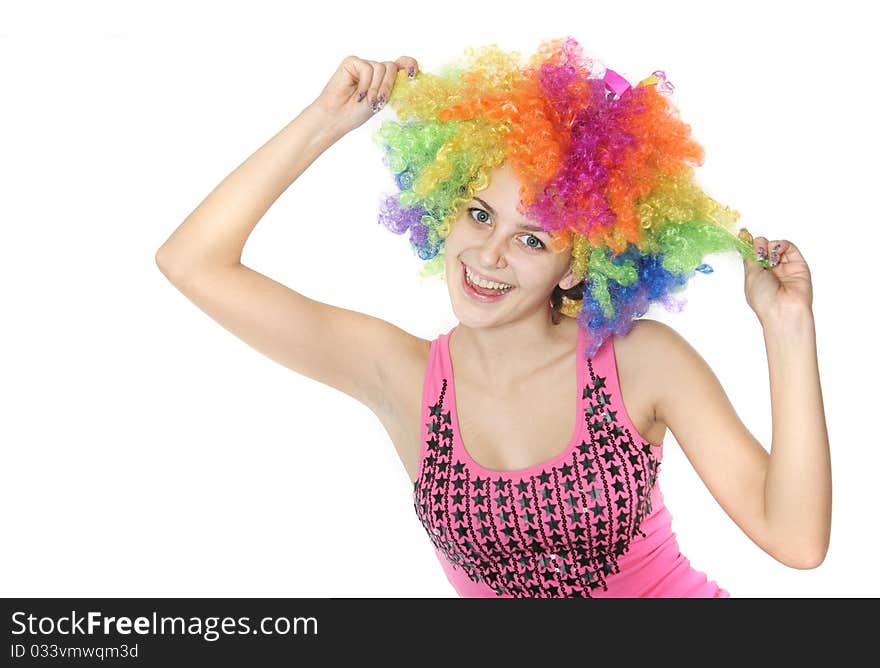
[371,36,763,358]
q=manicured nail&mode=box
[772,243,780,251]
[408,67,415,78]
[370,98,378,112]
[770,252,778,267]
[378,92,386,106]
[357,91,366,103]
[756,247,766,259]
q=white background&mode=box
[2,0,876,597]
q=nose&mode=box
[476,230,508,269]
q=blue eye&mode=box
[466,207,546,251]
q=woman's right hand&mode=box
[310,54,419,136]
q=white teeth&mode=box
[465,266,513,291]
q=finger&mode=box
[752,235,770,265]
[366,61,388,112]
[394,55,419,79]
[377,60,402,107]
[346,57,373,103]
[771,239,807,266]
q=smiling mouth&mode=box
[461,262,516,300]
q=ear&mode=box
[557,267,581,291]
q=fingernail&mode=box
[772,243,780,251]
[378,92,386,106]
[357,91,366,103]
[408,67,415,78]
[370,98,378,112]
[756,247,766,260]
[770,252,778,267]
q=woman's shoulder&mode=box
[611,318,690,398]
[612,318,706,406]
[614,317,687,354]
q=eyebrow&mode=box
[472,197,545,233]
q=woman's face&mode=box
[443,162,578,327]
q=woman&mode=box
[156,38,831,598]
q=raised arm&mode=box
[155,55,423,414]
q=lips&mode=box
[460,262,516,302]
[464,264,514,287]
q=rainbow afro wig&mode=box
[371,36,763,358]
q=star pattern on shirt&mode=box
[413,356,663,598]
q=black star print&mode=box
[560,462,574,477]
[472,476,487,490]
[493,477,506,491]
[538,470,552,484]
[593,376,607,390]
[453,461,466,474]
[452,476,465,490]
[516,480,530,494]
[591,501,605,517]
[517,496,530,509]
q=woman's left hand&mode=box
[739,228,814,326]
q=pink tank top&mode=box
[413,323,731,598]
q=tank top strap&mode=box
[416,325,456,487]
[581,324,665,458]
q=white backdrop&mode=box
[2,0,875,597]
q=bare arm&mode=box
[155,102,346,272]
[155,55,425,417]
[761,309,831,568]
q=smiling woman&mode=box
[157,36,830,599]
